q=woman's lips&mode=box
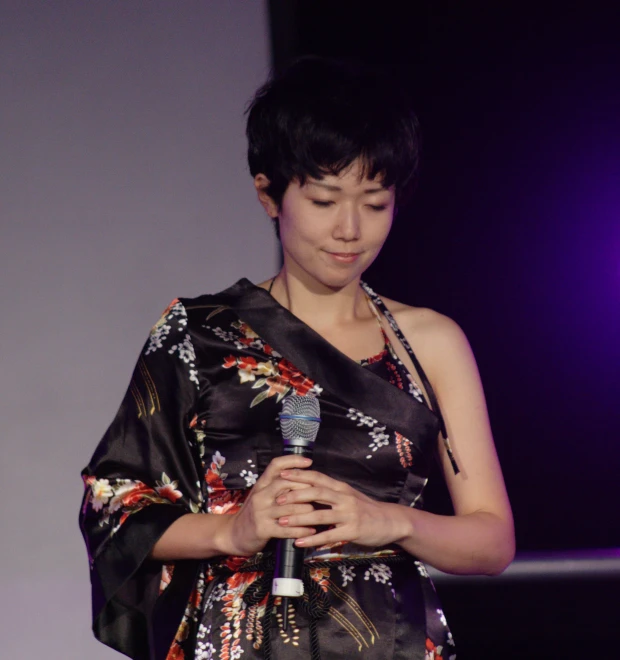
[325,251,361,263]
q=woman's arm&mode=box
[277,473,513,576]
[386,505,513,575]
[402,310,515,574]
[276,311,515,576]
[149,512,234,561]
[150,454,318,561]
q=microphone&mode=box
[272,394,321,629]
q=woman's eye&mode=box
[368,204,388,212]
[312,200,334,207]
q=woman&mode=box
[80,58,514,660]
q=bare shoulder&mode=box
[381,296,465,344]
[380,296,474,379]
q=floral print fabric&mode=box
[80,279,456,660]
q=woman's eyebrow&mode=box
[307,181,387,194]
[307,181,341,192]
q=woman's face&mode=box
[258,159,395,290]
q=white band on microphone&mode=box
[271,577,304,597]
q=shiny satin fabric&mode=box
[79,279,456,660]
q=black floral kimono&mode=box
[80,278,458,660]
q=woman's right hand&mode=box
[218,455,317,557]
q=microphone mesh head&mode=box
[280,395,321,444]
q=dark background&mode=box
[268,2,620,657]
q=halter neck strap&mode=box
[361,282,460,475]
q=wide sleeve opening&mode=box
[79,300,205,659]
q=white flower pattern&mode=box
[347,408,392,458]
[90,478,114,511]
[363,563,392,585]
[230,644,244,660]
[145,323,171,355]
[338,564,356,586]
[406,373,425,403]
[369,425,390,451]
[143,301,200,390]
[209,582,227,605]
[196,623,216,660]
[239,469,258,487]
[205,322,283,357]
[169,333,196,364]
[437,608,447,627]
[213,451,226,468]
[346,409,377,428]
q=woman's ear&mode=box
[254,174,279,218]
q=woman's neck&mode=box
[265,269,370,330]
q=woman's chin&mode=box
[314,270,364,291]
[285,255,370,291]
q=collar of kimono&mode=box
[219,278,441,443]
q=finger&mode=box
[273,483,312,501]
[276,486,341,507]
[294,527,349,548]
[279,469,347,491]
[251,479,313,513]
[273,503,316,519]
[271,525,317,540]
[267,478,313,499]
[279,508,342,528]
[253,456,312,490]
[250,485,314,520]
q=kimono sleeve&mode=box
[79,299,204,659]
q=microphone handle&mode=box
[273,538,305,590]
[272,444,312,592]
[282,443,313,458]
[273,443,312,630]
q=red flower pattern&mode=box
[425,638,444,660]
[120,484,154,507]
[386,359,405,390]
[160,563,175,595]
[206,453,246,516]
[156,483,183,503]
[309,566,331,593]
[222,348,319,407]
[165,642,185,660]
[223,355,237,369]
[277,358,316,395]
[395,432,413,468]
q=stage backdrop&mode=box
[0,1,275,657]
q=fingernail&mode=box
[295,538,305,546]
[279,517,289,526]
[280,470,290,477]
[302,457,312,464]
[276,495,287,504]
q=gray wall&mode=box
[0,2,275,656]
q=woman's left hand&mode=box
[276,468,408,548]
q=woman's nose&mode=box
[334,204,361,241]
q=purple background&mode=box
[269,3,620,655]
[274,0,620,552]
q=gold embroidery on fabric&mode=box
[328,581,379,642]
[182,303,231,320]
[129,379,147,418]
[275,599,301,646]
[325,606,369,651]
[138,358,160,414]
[206,305,231,320]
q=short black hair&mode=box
[246,56,421,211]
